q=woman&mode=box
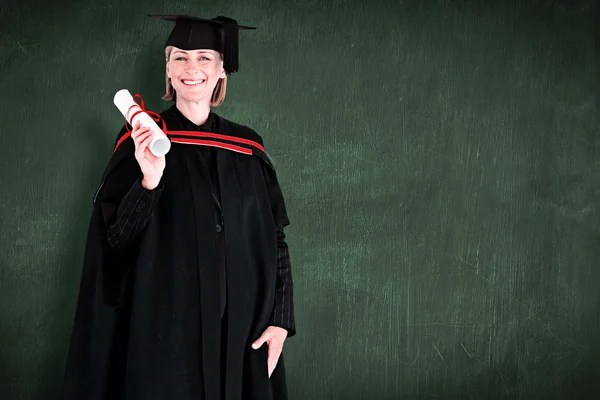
[62,15,295,400]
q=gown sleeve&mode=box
[105,179,163,250]
[95,127,163,251]
[261,162,296,337]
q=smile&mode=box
[182,79,205,86]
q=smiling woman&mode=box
[61,14,296,400]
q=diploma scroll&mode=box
[113,89,171,157]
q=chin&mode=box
[178,92,211,104]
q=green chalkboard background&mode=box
[1,0,598,398]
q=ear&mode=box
[166,62,171,78]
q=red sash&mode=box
[115,129,267,158]
[113,94,272,166]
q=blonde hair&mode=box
[162,46,227,107]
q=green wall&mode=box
[1,0,598,398]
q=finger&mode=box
[132,126,150,140]
[138,131,153,144]
[131,121,149,134]
[138,134,153,154]
[134,131,153,149]
[252,332,271,349]
[135,133,152,155]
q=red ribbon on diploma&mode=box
[114,94,167,153]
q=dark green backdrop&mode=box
[1,0,598,398]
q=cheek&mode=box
[169,63,185,77]
[208,62,223,76]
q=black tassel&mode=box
[213,16,239,74]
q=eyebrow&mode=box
[173,50,213,56]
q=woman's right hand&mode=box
[131,120,166,190]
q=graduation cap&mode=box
[149,14,256,74]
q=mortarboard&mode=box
[148,14,256,74]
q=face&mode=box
[166,47,226,103]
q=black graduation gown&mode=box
[61,106,292,400]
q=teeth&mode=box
[182,80,205,86]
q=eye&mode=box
[175,56,187,61]
[200,56,210,61]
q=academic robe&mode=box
[61,105,295,400]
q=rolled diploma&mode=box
[113,89,171,157]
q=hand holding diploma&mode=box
[113,89,171,157]
[131,120,166,190]
[113,89,169,190]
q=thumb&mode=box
[252,331,270,350]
